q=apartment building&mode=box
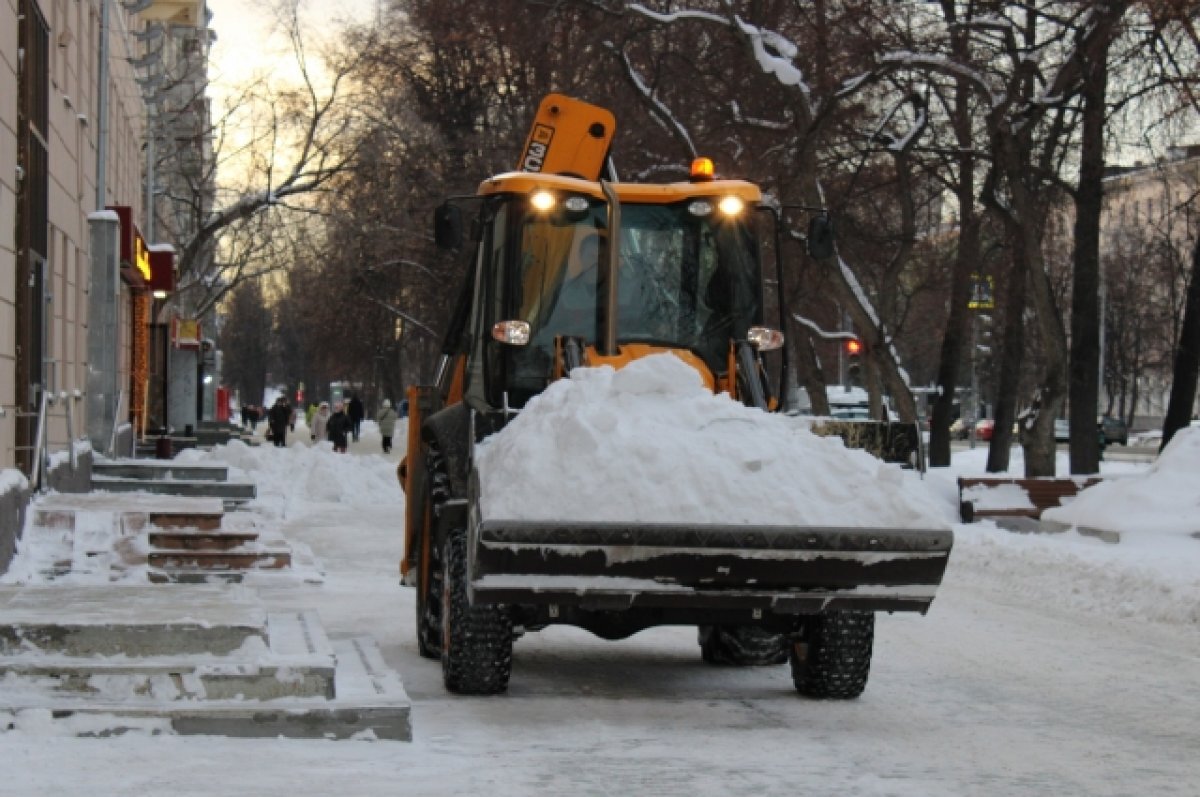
[1,0,207,569]
[1100,148,1200,425]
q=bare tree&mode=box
[1161,236,1200,448]
[162,2,365,321]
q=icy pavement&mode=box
[0,398,1197,793]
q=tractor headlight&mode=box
[747,326,784,351]
[563,195,590,213]
[530,191,556,212]
[718,195,745,216]
[492,320,531,346]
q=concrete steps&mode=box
[90,474,257,504]
[93,460,229,482]
[144,525,298,584]
[35,494,226,532]
[0,585,410,740]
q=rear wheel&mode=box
[698,625,788,666]
[441,527,513,695]
[789,611,874,699]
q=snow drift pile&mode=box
[1043,425,1200,539]
[476,354,951,529]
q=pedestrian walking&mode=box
[347,393,364,442]
[377,399,399,454]
[311,401,331,444]
[327,401,352,453]
[268,396,291,447]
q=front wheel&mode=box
[441,528,513,695]
[789,611,874,699]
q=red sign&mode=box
[148,245,176,294]
[107,205,152,286]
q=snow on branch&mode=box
[627,3,725,27]
[729,13,812,107]
[878,51,1004,108]
[628,3,812,110]
[728,100,792,131]
[838,254,881,328]
[792,314,859,342]
[870,94,927,153]
[613,46,697,157]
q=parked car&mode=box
[974,418,995,441]
[1054,419,1070,443]
[1100,415,1128,446]
[949,418,969,440]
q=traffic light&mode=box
[845,337,863,385]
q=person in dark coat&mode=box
[268,396,291,447]
[326,401,353,453]
[347,393,365,442]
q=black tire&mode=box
[441,528,513,695]
[698,625,788,666]
[789,611,874,699]
[415,447,449,659]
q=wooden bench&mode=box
[958,476,1102,522]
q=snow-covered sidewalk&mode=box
[0,372,1197,793]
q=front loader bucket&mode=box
[468,517,953,616]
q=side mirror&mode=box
[434,203,463,250]
[806,214,835,260]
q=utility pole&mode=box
[969,316,978,450]
[96,0,110,209]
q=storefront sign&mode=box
[108,205,152,285]
[148,245,176,295]
[172,318,202,349]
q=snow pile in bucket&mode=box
[476,353,952,528]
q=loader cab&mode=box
[455,175,765,410]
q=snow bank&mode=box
[176,438,401,519]
[1043,426,1200,542]
[476,354,951,529]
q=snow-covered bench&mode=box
[957,476,1102,523]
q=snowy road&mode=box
[257,502,1200,797]
[3,435,1198,795]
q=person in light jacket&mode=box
[377,399,399,454]
[310,401,331,444]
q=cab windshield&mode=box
[503,198,761,395]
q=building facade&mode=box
[1,0,207,570]
[1100,148,1200,427]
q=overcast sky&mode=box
[205,0,376,95]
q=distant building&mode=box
[1099,147,1200,426]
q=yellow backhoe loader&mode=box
[399,94,953,696]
